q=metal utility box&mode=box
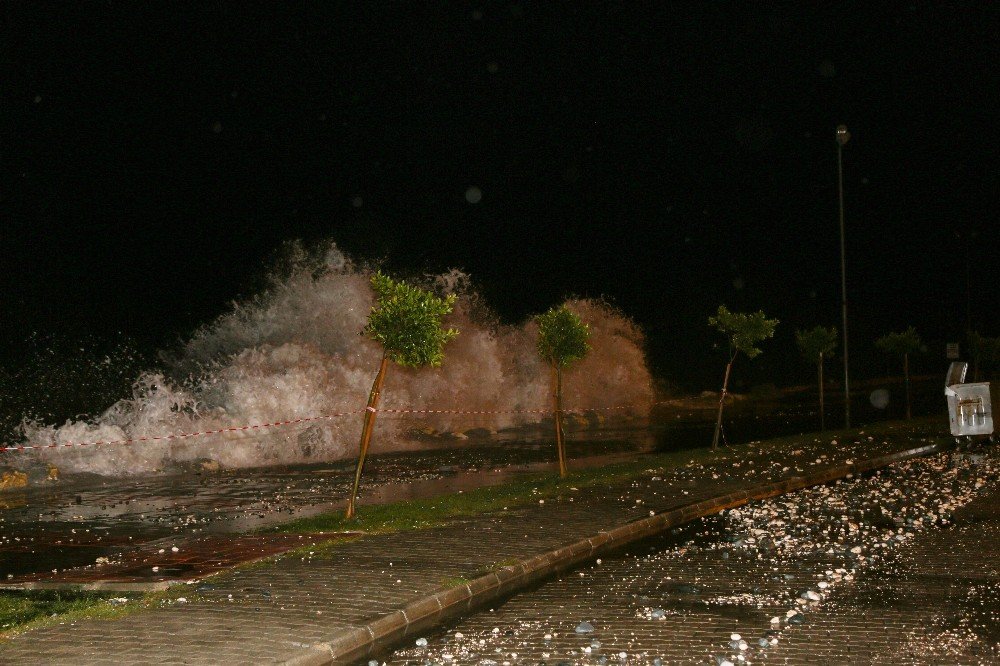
[944,362,993,437]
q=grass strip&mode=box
[272,447,720,535]
[272,416,940,536]
[0,585,193,641]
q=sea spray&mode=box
[21,242,654,476]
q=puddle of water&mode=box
[1,544,118,578]
[0,435,657,581]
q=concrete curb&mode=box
[283,441,947,665]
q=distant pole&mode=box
[836,124,851,429]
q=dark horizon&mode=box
[3,3,997,404]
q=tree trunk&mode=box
[904,352,911,420]
[553,363,567,477]
[711,360,733,451]
[345,353,389,519]
[818,352,825,431]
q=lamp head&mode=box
[836,124,851,146]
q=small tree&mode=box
[536,305,590,477]
[345,272,458,519]
[875,326,922,420]
[795,326,838,431]
[708,306,778,450]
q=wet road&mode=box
[1,428,659,582]
[0,392,936,585]
[387,446,998,665]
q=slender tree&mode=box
[708,306,778,450]
[345,272,458,519]
[875,326,923,420]
[536,305,590,477]
[795,326,838,431]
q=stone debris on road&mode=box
[389,446,998,665]
[2,421,993,665]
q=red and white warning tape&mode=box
[0,401,658,454]
[0,410,363,453]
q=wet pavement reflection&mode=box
[0,392,932,588]
[387,445,997,665]
[2,424,664,585]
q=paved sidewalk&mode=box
[386,439,997,665]
[0,420,956,663]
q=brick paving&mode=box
[0,435,649,585]
[0,420,968,664]
[769,485,999,665]
[389,445,997,665]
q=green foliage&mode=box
[0,589,150,636]
[795,326,838,363]
[708,305,778,359]
[875,326,923,358]
[364,272,459,367]
[536,305,591,368]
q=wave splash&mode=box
[22,242,653,476]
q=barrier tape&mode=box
[0,410,363,453]
[0,400,664,454]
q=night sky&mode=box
[2,3,997,392]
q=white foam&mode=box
[24,241,653,475]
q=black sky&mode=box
[2,2,998,390]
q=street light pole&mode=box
[836,124,851,429]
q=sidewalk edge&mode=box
[284,440,947,665]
